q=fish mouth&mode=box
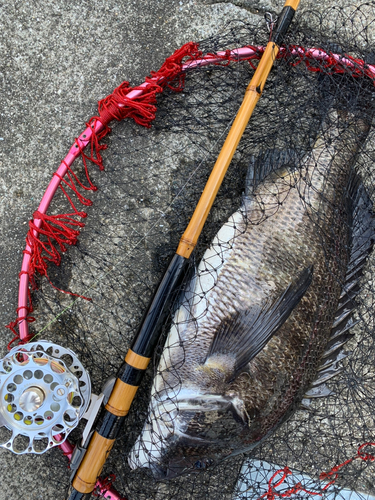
[128,391,250,478]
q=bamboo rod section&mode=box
[67,1,300,497]
[177,41,279,258]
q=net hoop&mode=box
[6,39,375,500]
[11,44,375,346]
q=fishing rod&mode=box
[66,1,301,498]
[7,38,373,500]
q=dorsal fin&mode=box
[304,178,375,400]
[327,180,374,347]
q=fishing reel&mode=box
[0,341,91,454]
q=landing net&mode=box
[3,3,375,499]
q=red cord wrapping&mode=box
[26,211,85,286]
[218,45,375,81]
[6,42,201,346]
[283,45,362,77]
[259,443,375,499]
[6,42,375,346]
[6,285,35,349]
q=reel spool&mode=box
[0,341,91,454]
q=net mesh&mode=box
[3,3,375,499]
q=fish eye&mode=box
[194,460,202,469]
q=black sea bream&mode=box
[128,107,374,479]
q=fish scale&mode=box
[128,109,374,479]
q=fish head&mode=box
[128,387,260,479]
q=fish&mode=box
[128,102,374,479]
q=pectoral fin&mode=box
[205,267,313,381]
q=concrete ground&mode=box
[0,0,374,499]
[0,3,259,498]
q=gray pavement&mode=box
[0,0,373,499]
[0,2,257,498]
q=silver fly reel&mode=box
[0,341,91,454]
